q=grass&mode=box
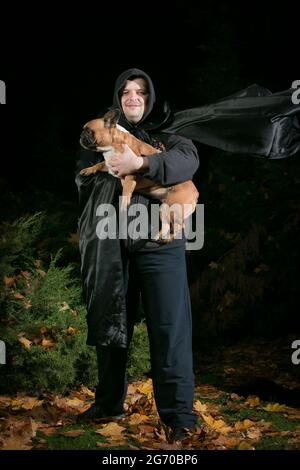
[255,435,299,451]
[36,424,106,450]
[220,406,299,431]
[36,424,142,451]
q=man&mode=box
[76,68,199,442]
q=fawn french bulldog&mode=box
[80,110,199,239]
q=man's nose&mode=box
[128,91,139,100]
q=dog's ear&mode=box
[103,109,121,128]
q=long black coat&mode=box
[75,131,199,348]
[75,68,299,348]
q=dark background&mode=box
[0,1,299,340]
[0,1,298,196]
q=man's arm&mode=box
[140,134,199,185]
[107,135,199,183]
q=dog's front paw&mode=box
[80,167,96,176]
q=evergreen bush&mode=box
[127,322,150,381]
[0,213,97,393]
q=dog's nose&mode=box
[80,127,97,149]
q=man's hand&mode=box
[108,144,143,177]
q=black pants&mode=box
[95,243,196,428]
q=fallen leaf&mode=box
[153,425,167,441]
[254,263,269,273]
[10,396,43,411]
[20,271,31,280]
[17,335,32,349]
[66,327,77,334]
[247,428,262,440]
[125,392,143,407]
[194,400,208,414]
[223,367,235,374]
[128,413,149,425]
[203,414,232,434]
[258,420,273,431]
[0,417,38,450]
[52,396,86,411]
[4,276,15,287]
[0,396,12,408]
[245,396,260,407]
[263,403,285,412]
[234,419,255,431]
[34,442,46,449]
[95,422,126,437]
[127,383,138,395]
[213,435,240,449]
[152,441,183,450]
[267,431,292,437]
[137,379,153,396]
[36,269,46,278]
[129,395,154,415]
[139,424,157,435]
[59,429,85,437]
[41,338,56,348]
[76,385,95,398]
[230,393,241,401]
[59,302,71,311]
[237,441,255,450]
[39,426,59,436]
[14,292,25,299]
[65,398,86,409]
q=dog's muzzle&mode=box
[80,127,97,150]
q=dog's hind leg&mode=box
[120,175,137,210]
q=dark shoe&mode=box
[167,426,196,443]
[77,404,125,423]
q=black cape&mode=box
[162,84,300,159]
[76,71,300,349]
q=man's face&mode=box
[121,78,149,124]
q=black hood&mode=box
[111,68,157,130]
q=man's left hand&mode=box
[108,144,143,177]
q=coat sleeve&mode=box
[141,134,199,185]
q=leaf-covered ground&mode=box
[1,338,299,451]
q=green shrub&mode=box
[0,214,97,393]
[127,322,150,381]
[75,346,98,389]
